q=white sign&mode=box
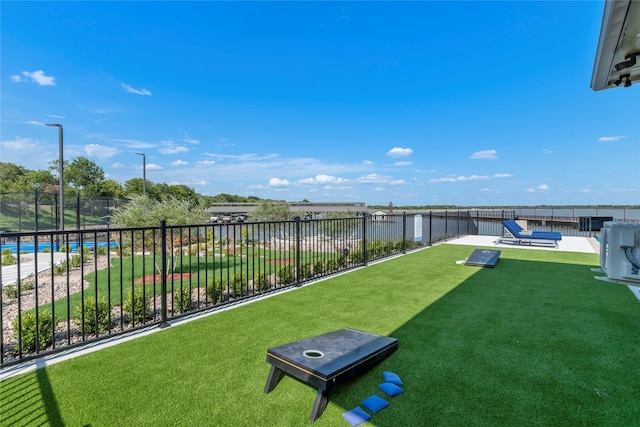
[414,214,423,242]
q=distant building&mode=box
[206,202,369,222]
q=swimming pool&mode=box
[1,241,118,254]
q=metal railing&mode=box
[0,209,604,367]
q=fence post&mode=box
[429,211,433,245]
[34,190,39,231]
[160,220,169,327]
[402,213,407,253]
[362,214,368,265]
[295,216,301,286]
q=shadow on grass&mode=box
[325,251,639,426]
[0,360,64,426]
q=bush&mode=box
[206,279,223,303]
[21,276,35,291]
[313,260,325,275]
[13,311,53,354]
[53,261,67,276]
[350,250,364,264]
[337,254,348,267]
[1,248,12,256]
[2,252,16,266]
[59,244,69,252]
[74,296,110,335]
[277,265,295,285]
[3,284,18,299]
[173,287,192,313]
[95,245,108,256]
[299,262,312,280]
[325,259,338,273]
[123,290,151,324]
[253,272,270,292]
[230,273,247,298]
[68,254,83,269]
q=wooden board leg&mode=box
[264,366,284,393]
[309,389,329,422]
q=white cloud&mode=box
[298,174,347,185]
[492,173,512,178]
[428,174,489,183]
[1,136,38,150]
[386,147,413,158]
[11,70,56,86]
[47,114,65,119]
[112,139,154,149]
[526,184,550,192]
[390,180,405,185]
[357,174,390,183]
[84,144,119,158]
[183,138,200,144]
[145,163,163,171]
[470,149,497,159]
[158,145,188,154]
[362,160,374,165]
[598,135,626,142]
[196,160,215,167]
[394,161,412,166]
[172,160,188,167]
[112,162,125,169]
[542,148,552,154]
[269,178,290,186]
[121,83,152,96]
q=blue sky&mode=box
[1,1,638,206]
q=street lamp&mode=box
[135,152,146,196]
[46,123,64,231]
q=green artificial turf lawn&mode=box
[1,244,638,426]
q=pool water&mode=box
[1,241,117,254]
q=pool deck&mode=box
[1,252,67,287]
[444,234,599,254]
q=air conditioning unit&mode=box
[593,222,640,300]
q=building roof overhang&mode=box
[591,0,640,90]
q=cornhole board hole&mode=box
[264,328,398,422]
[465,249,501,267]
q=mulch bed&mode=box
[134,273,193,284]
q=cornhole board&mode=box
[264,328,398,422]
[465,249,501,267]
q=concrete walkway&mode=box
[444,234,599,254]
[1,253,67,287]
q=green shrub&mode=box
[42,248,51,253]
[2,252,16,266]
[337,254,348,267]
[53,261,67,276]
[3,284,18,299]
[21,276,35,291]
[123,290,151,324]
[95,245,108,256]
[326,259,338,272]
[2,249,12,256]
[13,311,53,354]
[299,262,312,280]
[206,279,223,303]
[253,272,270,292]
[313,260,325,275]
[74,296,110,334]
[230,273,247,298]
[68,254,83,269]
[277,265,295,285]
[350,249,364,264]
[173,287,192,313]
[59,244,69,252]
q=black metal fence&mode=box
[0,192,124,232]
[0,211,483,367]
[1,209,611,367]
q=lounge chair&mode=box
[497,219,562,247]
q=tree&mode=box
[64,156,106,196]
[110,195,208,274]
[97,179,125,198]
[253,200,290,221]
[0,162,27,192]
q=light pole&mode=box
[135,152,146,196]
[46,123,64,231]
